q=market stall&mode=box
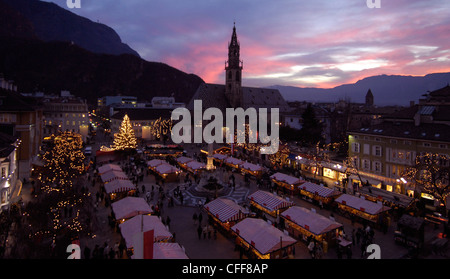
[176,156,194,165]
[204,198,249,232]
[231,218,297,259]
[281,206,343,247]
[185,160,206,174]
[98,163,122,175]
[248,190,294,222]
[394,214,424,249]
[153,163,181,182]
[111,196,153,223]
[239,161,265,179]
[270,172,306,195]
[224,156,244,169]
[298,181,342,207]
[153,243,189,259]
[100,170,129,183]
[147,159,166,169]
[103,179,136,201]
[120,215,173,252]
[334,194,391,225]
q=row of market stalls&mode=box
[97,163,188,259]
[203,189,346,259]
[268,171,394,227]
[108,193,188,259]
[212,154,266,178]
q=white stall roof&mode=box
[111,196,153,220]
[282,206,342,235]
[231,218,297,255]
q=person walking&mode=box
[197,225,202,240]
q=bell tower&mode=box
[225,23,243,108]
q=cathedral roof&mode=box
[187,83,291,113]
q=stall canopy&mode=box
[111,196,153,220]
[335,194,391,215]
[120,215,172,249]
[213,153,228,161]
[176,156,194,164]
[281,206,342,236]
[299,182,341,198]
[248,190,294,212]
[231,218,297,255]
[100,170,129,183]
[153,243,189,259]
[155,163,180,174]
[185,161,206,171]
[104,179,136,195]
[225,157,244,166]
[204,198,248,223]
[240,162,264,172]
[270,172,304,186]
[147,159,166,168]
[98,163,122,175]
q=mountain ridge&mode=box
[270,72,450,106]
[1,0,140,57]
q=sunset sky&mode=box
[46,0,450,88]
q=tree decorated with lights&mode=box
[113,114,137,150]
[402,153,450,215]
[19,131,93,256]
[39,131,86,193]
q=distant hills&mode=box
[1,0,139,57]
[271,72,450,106]
[0,0,204,105]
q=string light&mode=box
[113,114,137,150]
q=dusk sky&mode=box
[45,0,450,88]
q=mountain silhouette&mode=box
[270,73,450,106]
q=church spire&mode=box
[225,23,243,108]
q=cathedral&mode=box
[187,24,291,113]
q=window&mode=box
[373,161,382,173]
[352,142,360,153]
[373,145,382,157]
[404,141,411,145]
[375,137,381,142]
[439,144,447,149]
[362,159,370,170]
[390,139,398,144]
[423,142,431,147]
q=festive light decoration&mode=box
[150,117,173,139]
[402,152,450,209]
[38,132,85,193]
[113,114,137,150]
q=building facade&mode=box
[42,97,90,141]
[347,84,450,197]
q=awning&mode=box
[248,190,294,212]
[104,179,136,194]
[335,194,391,215]
[111,196,153,220]
[282,206,342,235]
[270,172,303,186]
[204,198,248,223]
[299,182,341,198]
[120,215,172,249]
[231,218,297,255]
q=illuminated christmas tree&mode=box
[113,114,137,150]
[39,131,85,193]
[403,152,450,215]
